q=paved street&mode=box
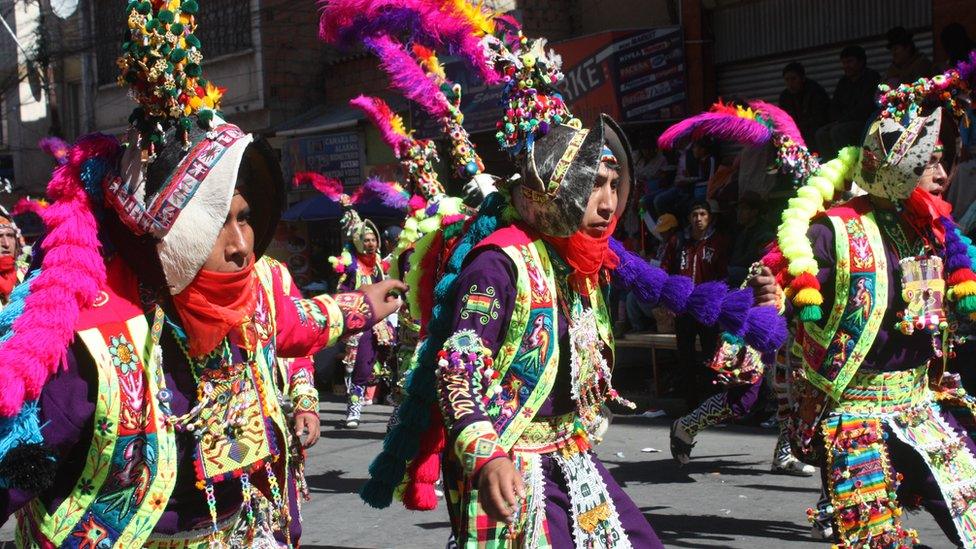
[292,398,947,549]
[0,397,947,548]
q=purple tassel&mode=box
[609,239,667,304]
[948,253,972,273]
[718,289,752,336]
[685,281,729,326]
[742,306,787,354]
[659,275,694,314]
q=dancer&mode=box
[0,2,404,546]
[753,57,976,547]
[322,2,787,547]
[660,99,820,475]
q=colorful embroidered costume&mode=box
[0,2,393,546]
[766,57,976,548]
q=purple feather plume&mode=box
[38,136,70,165]
[957,50,976,87]
[658,111,772,151]
[365,35,450,118]
[685,281,730,326]
[718,289,753,336]
[362,177,411,211]
[750,100,805,147]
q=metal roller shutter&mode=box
[710,0,933,102]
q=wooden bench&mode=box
[615,333,699,396]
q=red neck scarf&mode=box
[903,186,953,245]
[358,252,378,276]
[0,255,17,299]
[172,257,258,358]
[544,216,620,293]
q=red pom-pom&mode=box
[789,272,820,292]
[403,482,439,511]
[948,269,976,286]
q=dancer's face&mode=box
[202,191,254,272]
[917,150,948,197]
[581,162,619,237]
[361,232,378,254]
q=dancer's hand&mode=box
[361,279,407,320]
[477,457,525,524]
[294,412,320,448]
[749,265,780,308]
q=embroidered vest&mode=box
[478,231,613,452]
[16,260,178,548]
[798,204,889,402]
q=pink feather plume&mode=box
[360,177,411,211]
[750,100,806,147]
[349,95,412,156]
[11,198,46,217]
[658,111,773,150]
[364,35,451,119]
[0,134,112,416]
[294,171,345,201]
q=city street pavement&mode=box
[0,397,947,548]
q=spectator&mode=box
[885,26,935,86]
[737,144,778,199]
[941,23,975,67]
[653,139,717,217]
[727,192,775,287]
[778,61,831,147]
[661,200,730,406]
[817,45,882,159]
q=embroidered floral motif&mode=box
[460,284,500,325]
[109,335,138,375]
[436,330,497,429]
[335,292,372,331]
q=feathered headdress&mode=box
[117,0,225,153]
[659,99,818,187]
[38,137,69,165]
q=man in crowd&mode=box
[779,61,831,147]
[661,200,730,406]
[817,45,882,159]
[885,26,936,86]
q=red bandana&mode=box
[172,256,258,358]
[544,216,620,292]
[0,255,16,299]
[358,252,379,276]
[903,186,953,244]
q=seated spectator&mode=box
[778,61,830,147]
[885,26,935,86]
[727,192,775,287]
[817,45,881,159]
[737,143,778,199]
[941,23,975,68]
[653,139,717,217]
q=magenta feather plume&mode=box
[365,35,451,119]
[659,111,772,151]
[0,134,111,416]
[349,95,413,155]
[319,0,499,85]
[294,171,345,201]
[750,100,805,147]
[11,198,45,217]
[38,136,69,165]
[361,177,411,211]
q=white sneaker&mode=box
[772,456,815,476]
[363,399,373,406]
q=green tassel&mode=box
[957,295,976,316]
[196,109,214,124]
[185,63,201,77]
[136,1,151,14]
[799,305,822,322]
[170,22,184,35]
[720,332,744,345]
[185,34,201,49]
[181,0,199,14]
[157,9,175,24]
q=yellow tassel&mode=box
[954,280,976,298]
[793,287,823,306]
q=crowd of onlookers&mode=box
[614,24,976,410]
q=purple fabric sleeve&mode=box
[437,248,516,442]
